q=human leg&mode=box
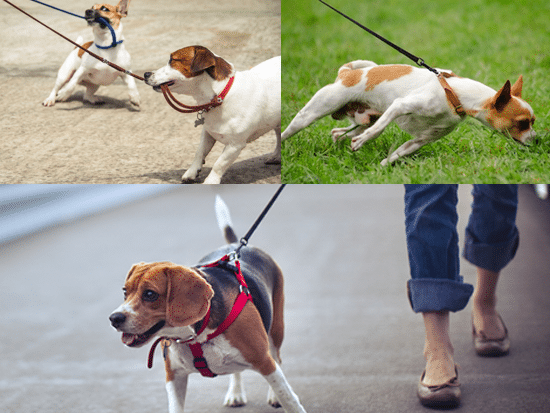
[464,185,518,354]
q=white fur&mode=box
[282,60,536,165]
[145,52,281,184]
[42,8,140,108]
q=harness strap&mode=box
[147,255,252,378]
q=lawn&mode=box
[281,0,550,183]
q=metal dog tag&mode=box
[194,112,205,127]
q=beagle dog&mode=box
[109,196,306,413]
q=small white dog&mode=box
[282,60,536,165]
[144,46,281,184]
[42,0,140,108]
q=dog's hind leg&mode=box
[265,126,281,164]
[82,81,102,104]
[282,83,352,140]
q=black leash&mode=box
[317,0,439,75]
[234,184,286,256]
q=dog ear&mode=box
[191,47,233,81]
[511,75,523,98]
[116,0,131,17]
[493,80,512,112]
[125,262,146,280]
[165,265,214,326]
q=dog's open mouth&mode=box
[121,320,165,347]
[152,80,175,92]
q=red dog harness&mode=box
[147,254,253,378]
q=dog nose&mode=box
[85,9,94,18]
[109,312,126,328]
[144,72,152,81]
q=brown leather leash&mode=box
[3,0,144,82]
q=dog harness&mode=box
[147,254,253,378]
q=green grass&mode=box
[282,0,550,183]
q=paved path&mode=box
[0,185,548,412]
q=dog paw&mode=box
[129,94,141,108]
[84,95,104,105]
[350,137,366,151]
[42,98,56,107]
[267,388,282,408]
[265,153,281,165]
[224,393,247,408]
[203,174,222,185]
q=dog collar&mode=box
[437,73,466,117]
[94,17,123,49]
[160,75,235,125]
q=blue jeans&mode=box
[404,185,519,313]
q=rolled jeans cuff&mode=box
[463,230,519,273]
[407,278,474,313]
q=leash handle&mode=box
[4,0,144,81]
[234,184,286,256]
[317,0,439,75]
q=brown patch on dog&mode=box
[332,101,371,120]
[170,46,233,80]
[77,41,94,58]
[365,65,413,91]
[337,68,363,87]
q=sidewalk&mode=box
[0,185,548,412]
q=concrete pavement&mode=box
[0,185,548,412]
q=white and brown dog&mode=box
[143,46,281,184]
[42,0,140,108]
[282,61,536,165]
[109,196,306,413]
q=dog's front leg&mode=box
[264,364,306,413]
[203,142,246,184]
[380,135,436,166]
[166,373,189,413]
[182,130,216,183]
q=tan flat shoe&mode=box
[417,366,461,408]
[472,315,510,357]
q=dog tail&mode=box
[215,195,239,244]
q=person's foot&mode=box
[472,303,507,340]
[472,309,510,356]
[417,365,461,408]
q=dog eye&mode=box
[518,120,530,131]
[100,6,110,11]
[122,288,128,299]
[142,290,159,302]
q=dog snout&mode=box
[109,312,127,329]
[85,9,95,19]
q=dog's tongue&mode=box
[122,333,137,346]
